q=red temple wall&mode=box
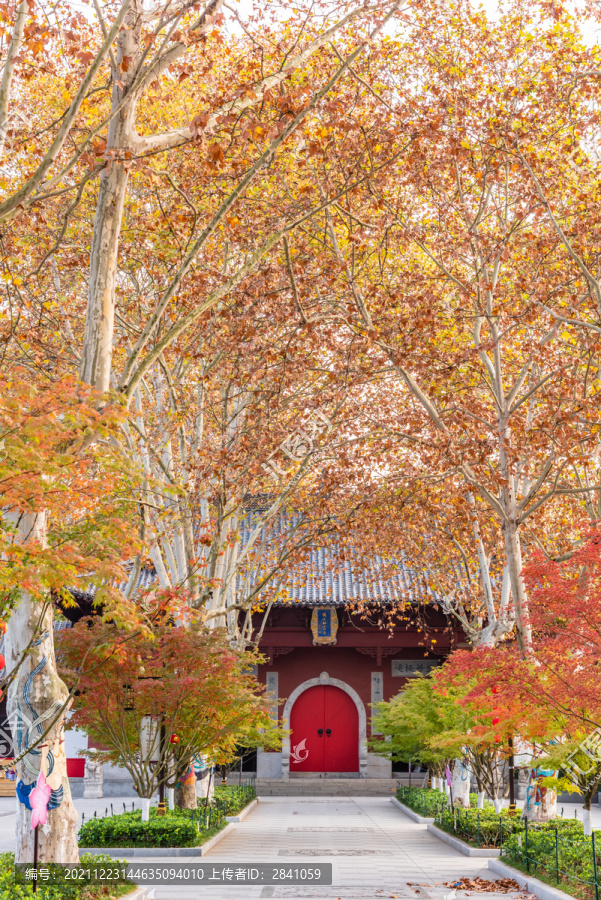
[259,646,408,738]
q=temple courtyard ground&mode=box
[0,794,598,899]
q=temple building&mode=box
[246,550,465,782]
[0,514,466,795]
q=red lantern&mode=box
[494,735,500,743]
[492,686,499,694]
[0,654,4,669]
[492,717,500,725]
[170,734,180,744]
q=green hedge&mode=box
[78,807,225,849]
[78,787,255,848]
[2,852,133,899]
[212,784,256,816]
[434,803,586,849]
[435,805,522,847]
[502,822,601,900]
[396,785,447,817]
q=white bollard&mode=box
[583,809,592,836]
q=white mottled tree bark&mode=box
[521,772,557,823]
[450,760,471,808]
[79,0,141,393]
[0,0,27,161]
[5,513,78,863]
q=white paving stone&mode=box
[128,796,528,900]
[0,793,594,898]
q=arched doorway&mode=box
[289,684,359,773]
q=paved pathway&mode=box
[136,796,527,900]
[0,793,597,898]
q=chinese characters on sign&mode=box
[261,411,332,482]
[371,672,384,736]
[266,672,279,723]
[391,660,439,678]
[311,608,338,645]
[317,610,330,637]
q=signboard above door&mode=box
[310,607,338,645]
[391,659,440,677]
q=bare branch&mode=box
[0,0,134,222]
[0,0,27,161]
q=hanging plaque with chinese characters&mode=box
[310,607,338,645]
[391,659,440,678]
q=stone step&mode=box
[255,777,404,796]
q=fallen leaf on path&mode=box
[443,878,522,894]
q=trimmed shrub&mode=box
[502,822,601,900]
[396,786,447,816]
[79,808,211,848]
[211,784,256,816]
[2,851,133,899]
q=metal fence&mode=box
[435,804,522,849]
[396,786,601,900]
[433,800,601,900]
[80,780,256,833]
[502,819,600,900]
[396,784,447,818]
[80,801,137,828]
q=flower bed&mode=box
[2,851,134,899]
[78,806,226,849]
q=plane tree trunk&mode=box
[5,513,78,863]
[175,762,197,809]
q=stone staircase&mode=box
[255,775,425,796]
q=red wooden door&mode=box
[324,685,359,772]
[289,685,359,773]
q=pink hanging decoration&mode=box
[30,771,52,829]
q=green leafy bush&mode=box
[0,852,133,899]
[212,784,256,816]
[434,802,588,851]
[502,823,601,900]
[78,807,224,848]
[435,805,524,847]
[396,785,447,816]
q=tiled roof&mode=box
[236,515,440,607]
[272,553,438,607]
[55,510,445,621]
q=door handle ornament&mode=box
[317,728,323,736]
[326,728,332,736]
